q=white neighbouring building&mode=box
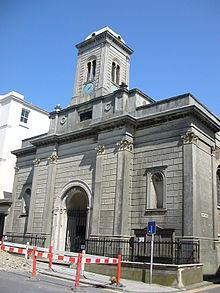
[0,91,49,237]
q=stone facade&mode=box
[6,27,220,275]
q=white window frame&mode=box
[20,108,30,124]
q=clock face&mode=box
[83,83,94,95]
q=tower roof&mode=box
[85,26,126,44]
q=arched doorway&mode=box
[52,180,92,252]
[65,187,88,252]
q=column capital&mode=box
[95,144,105,155]
[117,137,133,152]
[48,153,59,164]
[33,158,41,166]
[48,146,59,164]
[14,166,19,174]
[211,146,216,156]
[181,131,198,145]
[60,208,67,214]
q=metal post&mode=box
[32,247,37,278]
[48,245,53,270]
[81,250,85,276]
[75,253,82,288]
[150,234,154,284]
[117,255,122,285]
[25,242,30,262]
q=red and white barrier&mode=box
[0,238,121,287]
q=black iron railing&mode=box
[3,232,47,247]
[85,238,200,265]
[2,233,200,265]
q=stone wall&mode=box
[7,153,35,234]
[85,262,203,288]
[131,118,187,236]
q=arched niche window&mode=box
[146,167,167,211]
[21,188,31,216]
[86,58,96,82]
[111,61,120,85]
[217,166,220,206]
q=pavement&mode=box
[36,261,179,292]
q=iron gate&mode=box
[65,209,87,252]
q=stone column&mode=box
[51,207,60,250]
[90,144,105,237]
[42,146,59,246]
[59,208,67,251]
[113,134,133,237]
[182,131,198,236]
[27,158,41,233]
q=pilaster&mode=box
[211,146,218,240]
[182,131,198,236]
[27,158,41,233]
[113,134,133,236]
[90,144,105,236]
[42,145,59,245]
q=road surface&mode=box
[0,270,120,293]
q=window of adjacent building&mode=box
[217,167,220,206]
[20,108,30,124]
[86,59,96,81]
[146,168,166,210]
[21,188,31,216]
[111,62,120,85]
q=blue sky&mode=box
[0,0,219,116]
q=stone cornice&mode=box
[136,105,220,133]
[13,104,220,153]
[76,30,133,55]
[30,114,136,147]
[11,146,36,157]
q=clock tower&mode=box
[71,27,133,105]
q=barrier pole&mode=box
[48,245,53,270]
[32,247,37,277]
[117,255,122,285]
[0,237,4,251]
[75,253,82,288]
[25,242,29,262]
[81,250,85,276]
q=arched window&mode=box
[146,168,167,211]
[86,59,96,81]
[150,173,164,209]
[217,166,220,206]
[111,61,120,85]
[22,188,31,215]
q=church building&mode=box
[6,27,220,274]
